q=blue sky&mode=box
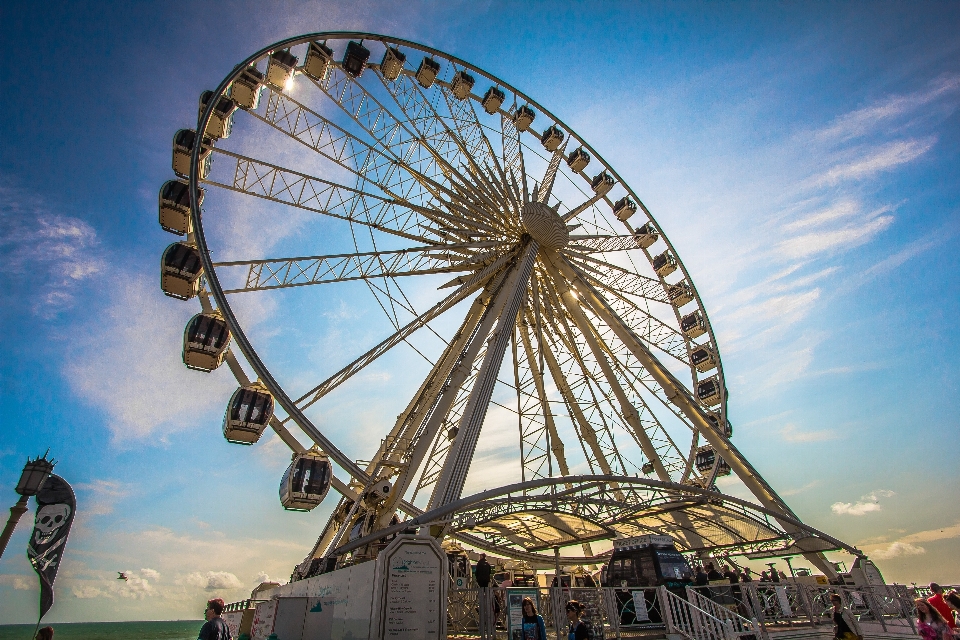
[1,0,958,624]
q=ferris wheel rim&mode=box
[187,32,732,520]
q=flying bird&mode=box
[118,572,128,581]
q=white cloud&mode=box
[831,490,895,516]
[62,275,235,441]
[0,575,34,591]
[72,585,103,599]
[140,568,161,581]
[778,214,894,259]
[74,479,131,515]
[186,571,243,591]
[817,137,935,185]
[780,424,839,443]
[873,541,926,560]
[0,183,104,316]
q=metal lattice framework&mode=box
[173,33,851,576]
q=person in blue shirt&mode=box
[520,597,547,640]
[566,600,589,640]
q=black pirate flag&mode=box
[27,474,76,618]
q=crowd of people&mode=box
[915,583,960,640]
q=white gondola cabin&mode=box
[198,91,237,140]
[513,105,536,131]
[280,446,332,511]
[705,412,733,437]
[182,311,231,372]
[451,70,475,100]
[696,376,723,407]
[159,180,204,235]
[481,86,505,114]
[681,311,707,339]
[230,65,264,110]
[695,445,731,476]
[613,196,637,221]
[690,345,717,372]
[633,222,658,249]
[415,57,440,88]
[267,49,298,88]
[172,129,212,179]
[342,41,370,78]
[302,42,334,81]
[161,242,203,300]
[379,45,405,81]
[652,250,678,277]
[541,125,564,151]
[591,171,615,196]
[223,382,275,444]
[567,147,591,172]
[667,281,694,307]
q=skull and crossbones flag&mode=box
[27,474,76,618]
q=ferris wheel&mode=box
[160,33,847,577]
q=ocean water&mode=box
[0,620,203,640]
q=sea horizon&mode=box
[0,620,204,640]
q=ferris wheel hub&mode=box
[521,201,569,249]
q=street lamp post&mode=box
[0,453,55,560]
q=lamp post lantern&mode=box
[0,452,55,559]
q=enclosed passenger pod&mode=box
[513,105,536,131]
[342,41,370,78]
[481,86,505,114]
[690,345,717,372]
[603,534,693,623]
[198,91,237,140]
[266,49,298,88]
[159,180,204,235]
[450,70,475,100]
[223,382,275,444]
[161,242,203,300]
[652,250,678,277]
[567,147,591,172]
[706,412,733,437]
[695,445,731,476]
[415,57,440,88]
[633,222,658,249]
[541,125,564,151]
[667,281,694,307]
[280,446,332,511]
[613,197,637,222]
[229,66,264,110]
[302,41,334,81]
[680,310,707,339]
[696,375,723,407]
[182,311,231,372]
[172,129,212,179]
[379,45,405,81]
[591,171,615,196]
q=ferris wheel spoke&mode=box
[214,242,502,293]
[202,147,435,244]
[287,248,517,413]
[536,143,566,205]
[541,261,672,482]
[566,253,669,303]
[517,312,571,482]
[564,234,648,256]
[500,111,525,204]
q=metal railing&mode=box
[685,582,919,637]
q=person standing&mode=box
[723,565,740,584]
[929,584,958,633]
[916,599,952,640]
[706,562,723,581]
[565,600,589,640]
[520,597,547,640]
[475,553,492,589]
[694,565,709,586]
[830,593,862,640]
[198,598,232,640]
[741,568,754,583]
[35,628,54,640]
[944,592,960,627]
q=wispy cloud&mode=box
[74,479,132,516]
[0,182,104,317]
[831,489,895,516]
[816,137,936,185]
[780,424,839,443]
